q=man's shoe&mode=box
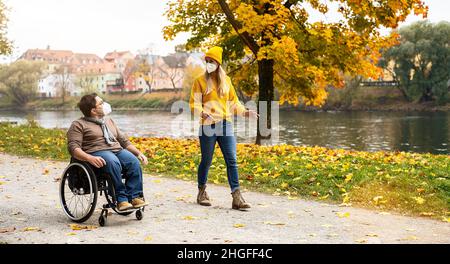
[131,197,149,208]
[117,201,133,211]
[197,185,211,206]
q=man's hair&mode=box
[78,93,98,117]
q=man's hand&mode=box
[137,153,148,165]
[87,155,106,168]
[244,110,260,119]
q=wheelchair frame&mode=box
[59,158,145,226]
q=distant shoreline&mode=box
[0,104,449,112]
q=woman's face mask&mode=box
[206,61,218,73]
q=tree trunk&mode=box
[145,80,152,93]
[62,87,65,104]
[256,59,274,145]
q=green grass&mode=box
[0,123,449,221]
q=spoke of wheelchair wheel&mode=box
[78,196,84,217]
[67,194,76,213]
[83,194,91,211]
[75,195,81,217]
[82,194,89,214]
[80,196,85,216]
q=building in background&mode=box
[19,47,206,98]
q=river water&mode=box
[0,110,448,154]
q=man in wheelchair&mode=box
[67,93,149,212]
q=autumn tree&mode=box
[54,64,74,104]
[380,21,450,104]
[76,73,98,95]
[160,54,187,92]
[135,48,157,94]
[164,0,428,144]
[0,60,45,107]
[0,0,12,55]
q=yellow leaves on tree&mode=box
[163,0,428,143]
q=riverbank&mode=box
[0,122,448,221]
[0,87,449,112]
[0,92,184,111]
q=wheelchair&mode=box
[59,158,145,226]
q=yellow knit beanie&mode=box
[205,46,223,65]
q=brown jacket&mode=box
[66,117,132,156]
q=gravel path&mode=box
[0,153,449,244]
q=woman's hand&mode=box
[137,152,148,165]
[201,111,215,122]
[244,110,259,119]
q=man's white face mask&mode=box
[206,62,219,73]
[96,96,112,116]
[102,102,112,116]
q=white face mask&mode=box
[102,102,112,116]
[206,62,218,73]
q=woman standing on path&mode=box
[189,46,259,210]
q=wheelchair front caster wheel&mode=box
[99,209,108,226]
[99,215,107,226]
[136,209,143,221]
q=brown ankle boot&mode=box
[231,189,251,210]
[197,185,211,206]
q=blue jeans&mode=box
[91,149,143,203]
[198,120,240,192]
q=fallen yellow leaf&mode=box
[144,235,153,241]
[182,216,198,221]
[413,197,425,205]
[373,196,387,205]
[399,236,418,241]
[344,173,353,183]
[233,223,245,228]
[420,212,434,217]
[366,233,378,237]
[66,232,77,236]
[23,227,41,232]
[69,224,97,231]
[336,212,350,218]
[355,239,368,243]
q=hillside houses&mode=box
[18,47,205,98]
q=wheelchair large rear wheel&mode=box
[60,162,98,223]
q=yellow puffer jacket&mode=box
[189,75,247,125]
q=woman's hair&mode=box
[204,65,229,97]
